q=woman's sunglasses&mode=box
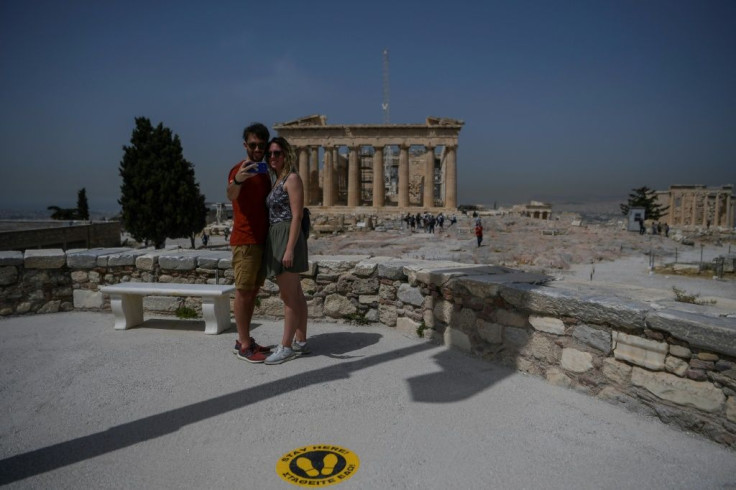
[266,150,283,158]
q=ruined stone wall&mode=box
[1,248,735,447]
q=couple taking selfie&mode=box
[226,123,309,365]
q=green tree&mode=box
[77,188,90,220]
[620,186,669,220]
[119,117,207,248]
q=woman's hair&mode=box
[268,136,295,181]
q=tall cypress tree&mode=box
[619,186,669,220]
[77,188,90,220]
[119,117,207,248]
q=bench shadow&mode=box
[0,331,513,484]
[129,318,213,332]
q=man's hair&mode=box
[243,122,270,142]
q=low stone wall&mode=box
[1,247,735,447]
[0,221,121,251]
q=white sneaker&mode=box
[293,340,310,356]
[264,345,296,365]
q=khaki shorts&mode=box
[232,244,265,291]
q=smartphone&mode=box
[246,162,269,174]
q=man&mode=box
[227,123,272,363]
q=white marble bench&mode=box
[100,283,235,334]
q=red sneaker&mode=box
[237,345,268,363]
[233,338,271,355]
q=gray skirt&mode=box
[264,220,309,279]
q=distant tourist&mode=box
[201,232,209,247]
[449,215,457,227]
[262,136,309,365]
[475,223,483,247]
[227,122,273,363]
[664,223,670,237]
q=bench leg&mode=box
[202,296,231,335]
[110,294,144,330]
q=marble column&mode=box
[348,146,360,207]
[445,145,457,209]
[298,147,309,199]
[423,146,434,208]
[398,145,409,208]
[309,146,319,205]
[332,147,340,204]
[372,146,384,208]
[323,148,334,207]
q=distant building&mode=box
[656,185,734,229]
[512,201,552,219]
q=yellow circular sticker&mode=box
[276,444,359,487]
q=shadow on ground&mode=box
[0,328,514,484]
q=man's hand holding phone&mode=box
[234,161,268,184]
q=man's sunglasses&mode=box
[266,151,283,158]
[246,142,266,150]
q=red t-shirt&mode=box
[228,161,271,245]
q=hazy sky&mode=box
[1,0,735,214]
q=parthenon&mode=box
[274,115,464,210]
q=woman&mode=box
[263,136,309,365]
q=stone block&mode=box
[561,348,594,373]
[696,352,719,362]
[135,254,158,271]
[665,356,689,376]
[450,308,476,332]
[727,397,736,423]
[397,283,424,307]
[0,266,18,286]
[669,345,691,359]
[504,326,530,348]
[323,294,356,318]
[423,308,434,329]
[477,319,503,344]
[546,367,573,388]
[444,327,472,353]
[159,254,197,271]
[526,334,561,363]
[37,300,61,313]
[433,299,454,324]
[529,315,565,335]
[379,304,398,326]
[353,277,379,295]
[612,331,667,370]
[354,261,377,277]
[66,250,103,268]
[376,260,406,281]
[24,249,66,269]
[378,283,396,301]
[73,289,104,309]
[197,256,220,269]
[218,257,232,270]
[0,251,24,266]
[313,255,370,275]
[365,309,379,322]
[631,367,725,413]
[647,309,736,358]
[602,358,632,385]
[71,271,88,283]
[16,302,31,314]
[708,369,736,392]
[502,283,649,332]
[493,309,527,328]
[572,324,612,354]
[259,296,284,316]
[396,316,421,337]
[358,295,379,305]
